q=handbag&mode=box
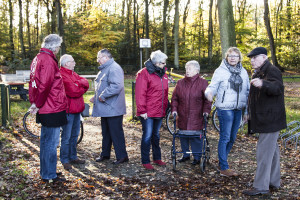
[81,103,90,117]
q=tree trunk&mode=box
[208,0,214,65]
[35,0,39,45]
[163,0,169,54]
[26,0,31,56]
[56,0,65,55]
[263,0,283,71]
[51,1,56,33]
[8,0,14,60]
[182,0,190,48]
[133,0,137,65]
[174,0,179,68]
[217,0,236,58]
[18,0,26,59]
[145,0,149,59]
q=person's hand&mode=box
[140,113,147,120]
[206,92,213,102]
[203,112,209,117]
[89,96,94,103]
[29,103,39,114]
[98,96,105,102]
[172,111,177,117]
[250,78,263,88]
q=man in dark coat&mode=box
[243,47,287,196]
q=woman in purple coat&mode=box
[171,60,211,165]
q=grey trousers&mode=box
[253,131,280,190]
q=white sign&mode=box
[139,39,151,48]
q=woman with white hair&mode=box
[135,50,169,170]
[205,47,250,177]
[171,61,211,165]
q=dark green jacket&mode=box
[248,60,287,133]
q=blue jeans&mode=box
[217,108,242,170]
[60,113,81,164]
[140,117,163,164]
[40,126,61,180]
[180,132,203,160]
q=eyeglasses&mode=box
[68,60,75,63]
[228,55,239,58]
[97,55,106,60]
[160,62,166,65]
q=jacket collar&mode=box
[60,66,73,74]
[184,74,199,82]
[253,59,270,79]
[39,48,58,63]
[98,58,114,70]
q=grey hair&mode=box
[60,54,72,67]
[225,47,243,62]
[185,60,200,73]
[98,48,112,59]
[41,34,62,52]
[150,50,168,64]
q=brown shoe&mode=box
[220,169,238,177]
[62,163,72,170]
[70,159,86,164]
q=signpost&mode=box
[139,39,151,69]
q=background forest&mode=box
[0,0,299,74]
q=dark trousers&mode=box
[100,115,128,160]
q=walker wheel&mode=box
[172,153,176,171]
[200,157,206,172]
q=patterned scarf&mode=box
[224,59,243,92]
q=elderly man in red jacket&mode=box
[29,34,67,183]
[59,54,89,170]
[171,60,211,165]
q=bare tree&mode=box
[263,0,283,71]
[174,0,179,68]
[163,0,169,54]
[26,0,31,56]
[55,0,65,55]
[18,0,26,59]
[145,0,149,59]
[182,0,190,47]
[8,0,15,60]
[217,0,236,58]
[208,0,214,65]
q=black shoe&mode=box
[113,157,129,165]
[95,156,110,162]
[42,176,66,183]
[178,156,190,163]
[191,159,200,165]
[242,188,270,196]
[269,185,280,191]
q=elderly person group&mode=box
[29,34,286,197]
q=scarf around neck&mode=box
[224,59,243,92]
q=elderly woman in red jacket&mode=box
[171,60,211,165]
[135,50,169,170]
[59,54,89,170]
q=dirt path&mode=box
[4,108,299,199]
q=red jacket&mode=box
[171,75,211,130]
[29,48,67,114]
[135,67,169,118]
[60,67,89,114]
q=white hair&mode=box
[185,60,200,73]
[41,34,62,52]
[150,50,168,64]
[60,54,72,67]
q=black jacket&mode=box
[248,60,287,133]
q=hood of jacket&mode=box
[144,59,166,77]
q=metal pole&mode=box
[140,49,143,69]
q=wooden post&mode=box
[1,84,10,127]
[132,81,136,120]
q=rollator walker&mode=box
[170,113,210,172]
